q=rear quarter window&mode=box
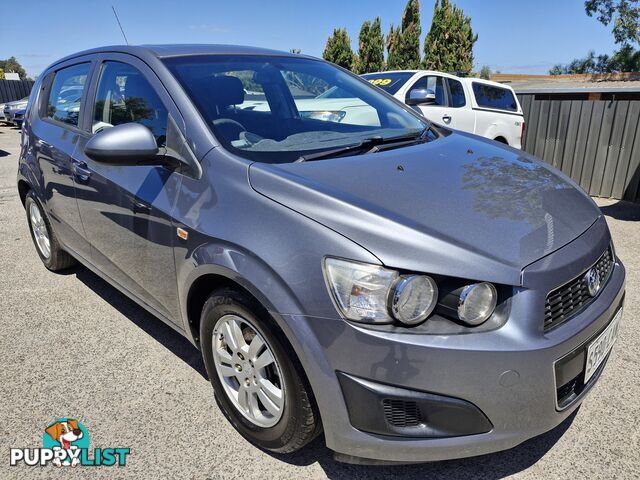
[472,82,518,112]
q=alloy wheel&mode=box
[212,314,285,427]
[29,202,51,259]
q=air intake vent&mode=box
[382,399,422,427]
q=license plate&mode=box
[584,308,622,383]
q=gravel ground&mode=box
[1,126,639,479]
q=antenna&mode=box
[111,6,129,45]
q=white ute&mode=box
[362,70,525,149]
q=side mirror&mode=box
[84,123,160,165]
[407,88,436,106]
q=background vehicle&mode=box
[362,71,525,148]
[3,97,29,126]
[11,108,26,128]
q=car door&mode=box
[405,75,453,127]
[30,60,94,260]
[73,54,184,324]
[445,77,476,133]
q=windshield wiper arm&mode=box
[295,136,385,162]
[295,128,430,163]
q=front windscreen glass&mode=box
[360,72,414,94]
[164,55,429,163]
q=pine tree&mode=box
[323,28,356,70]
[398,0,422,69]
[355,17,385,73]
[423,0,478,74]
[386,25,402,70]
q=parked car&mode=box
[0,103,6,123]
[3,97,29,126]
[362,71,525,148]
[11,108,26,129]
[18,45,625,464]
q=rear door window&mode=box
[45,63,90,127]
[472,83,518,112]
[447,78,466,108]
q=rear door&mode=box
[445,76,475,133]
[405,75,453,127]
[30,60,94,260]
[469,81,524,147]
[73,54,184,324]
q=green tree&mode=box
[479,65,492,79]
[323,28,356,70]
[355,17,385,73]
[0,68,4,80]
[289,48,301,54]
[390,0,422,70]
[423,0,478,74]
[550,46,640,74]
[386,25,402,70]
[0,57,27,80]
[585,0,640,46]
[550,2,640,74]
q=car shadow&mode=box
[0,149,9,157]
[599,200,640,221]
[266,403,578,480]
[68,264,209,380]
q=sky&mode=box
[0,0,619,78]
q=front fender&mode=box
[177,239,306,345]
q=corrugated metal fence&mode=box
[518,89,640,203]
[0,79,34,104]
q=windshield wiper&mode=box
[295,128,430,163]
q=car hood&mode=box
[6,100,27,108]
[248,132,601,286]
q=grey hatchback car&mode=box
[18,45,625,464]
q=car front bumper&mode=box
[280,252,625,463]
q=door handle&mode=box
[442,115,452,124]
[132,198,151,214]
[72,160,92,182]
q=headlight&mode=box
[389,275,438,325]
[299,110,346,122]
[323,258,397,323]
[458,282,497,326]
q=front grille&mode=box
[382,399,422,427]
[544,247,614,330]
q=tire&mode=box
[25,191,76,271]
[200,288,321,453]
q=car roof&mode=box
[459,76,517,92]
[363,70,460,79]
[48,44,308,70]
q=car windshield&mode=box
[361,72,415,94]
[164,55,429,163]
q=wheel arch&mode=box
[181,257,303,350]
[17,179,31,206]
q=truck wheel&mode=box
[200,288,321,453]
[25,191,76,271]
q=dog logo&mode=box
[585,267,601,297]
[43,418,89,467]
[10,418,129,467]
